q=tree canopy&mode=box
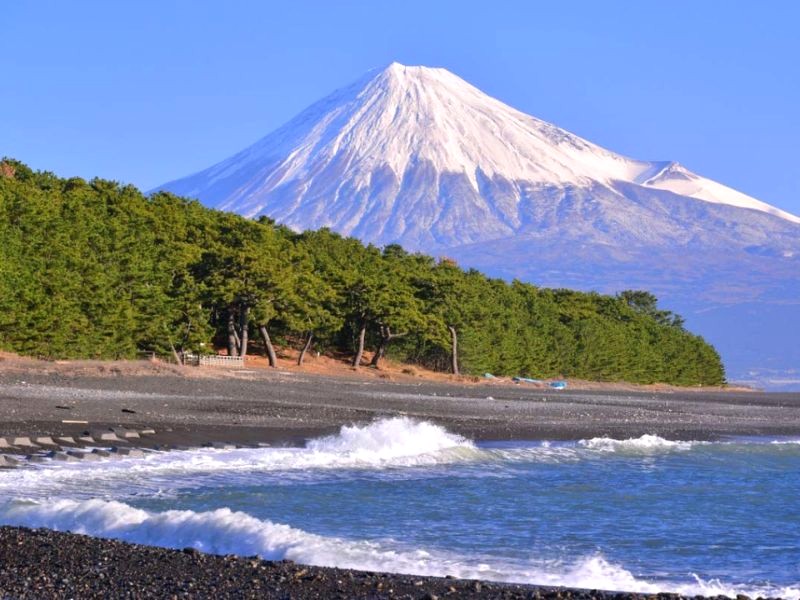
[0,159,725,386]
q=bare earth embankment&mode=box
[1,354,799,599]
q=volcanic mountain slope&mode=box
[156,63,800,387]
[159,62,798,251]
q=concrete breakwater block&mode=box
[111,447,145,458]
[34,437,59,447]
[205,442,237,450]
[0,439,15,450]
[56,436,78,446]
[91,449,112,458]
[93,431,125,443]
[0,455,21,468]
[139,428,156,435]
[157,444,189,451]
[47,451,79,463]
[11,437,39,448]
[66,450,102,461]
[26,455,48,464]
[111,428,140,439]
[0,455,19,467]
[78,435,95,444]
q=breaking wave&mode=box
[0,421,786,502]
[1,419,798,597]
[1,497,795,599]
[305,417,474,462]
[579,434,699,453]
[0,418,482,499]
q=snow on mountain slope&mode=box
[637,161,800,224]
[164,63,646,201]
[157,62,800,249]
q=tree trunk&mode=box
[370,325,408,368]
[370,325,389,368]
[448,325,459,375]
[259,324,277,368]
[370,339,387,367]
[298,331,314,366]
[352,322,367,367]
[239,304,250,359]
[233,327,242,355]
[169,341,183,366]
[227,311,239,357]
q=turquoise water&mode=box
[1,418,798,597]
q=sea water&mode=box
[1,417,798,597]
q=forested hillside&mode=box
[0,160,725,385]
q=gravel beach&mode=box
[0,526,769,600]
[1,359,799,599]
[1,360,799,445]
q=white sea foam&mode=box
[305,417,472,463]
[0,421,798,597]
[0,422,768,503]
[1,498,795,599]
[579,434,698,453]
[0,418,479,500]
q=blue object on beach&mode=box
[549,380,567,389]
[512,377,542,384]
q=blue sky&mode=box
[2,1,799,214]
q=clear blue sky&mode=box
[2,1,799,214]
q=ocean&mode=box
[1,417,798,597]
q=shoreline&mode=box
[1,362,798,599]
[1,358,798,448]
[0,526,766,600]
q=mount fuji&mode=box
[156,63,800,389]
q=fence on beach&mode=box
[181,353,245,368]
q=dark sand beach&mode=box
[1,359,799,599]
[1,359,799,445]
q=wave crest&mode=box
[2,498,796,599]
[579,434,697,453]
[0,418,479,500]
[306,417,473,463]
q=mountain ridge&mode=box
[156,63,800,235]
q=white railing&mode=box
[182,353,245,368]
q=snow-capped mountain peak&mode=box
[157,62,800,245]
